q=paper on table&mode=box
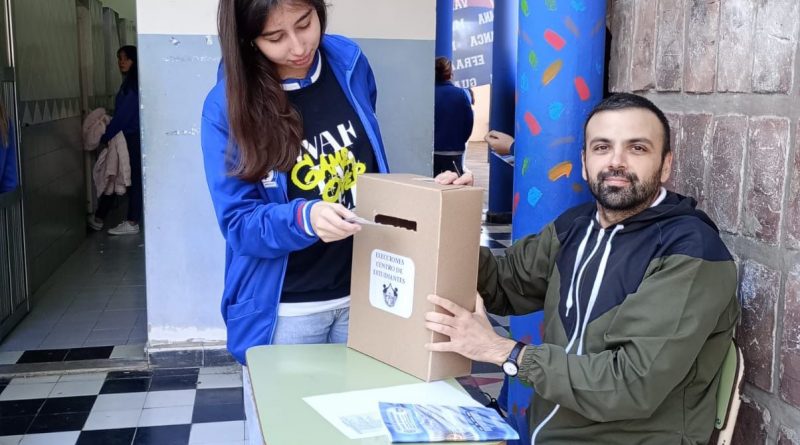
[303,381,483,440]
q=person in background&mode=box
[87,45,142,235]
[433,56,473,176]
[0,102,17,194]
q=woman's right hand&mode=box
[309,202,362,243]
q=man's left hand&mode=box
[425,294,516,366]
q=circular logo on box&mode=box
[369,249,415,318]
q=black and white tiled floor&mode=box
[0,366,245,445]
[482,223,512,257]
[0,345,145,367]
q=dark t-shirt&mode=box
[281,55,376,303]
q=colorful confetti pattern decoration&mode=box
[549,135,575,147]
[574,76,590,100]
[541,59,563,85]
[507,1,607,442]
[523,111,541,135]
[547,161,573,181]
[528,50,538,68]
[543,29,566,50]
[527,187,543,208]
[548,102,565,120]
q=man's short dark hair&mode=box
[583,93,671,160]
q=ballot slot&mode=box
[373,214,417,232]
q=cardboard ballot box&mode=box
[347,173,483,381]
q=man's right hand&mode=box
[309,202,361,243]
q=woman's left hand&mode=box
[434,170,474,186]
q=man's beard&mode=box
[588,165,662,211]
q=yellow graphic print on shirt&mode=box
[288,120,367,208]
[290,147,366,204]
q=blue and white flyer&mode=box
[379,402,519,443]
[303,381,483,439]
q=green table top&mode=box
[246,344,505,445]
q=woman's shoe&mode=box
[108,221,140,236]
[87,215,104,231]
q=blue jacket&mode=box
[434,81,473,152]
[201,35,389,364]
[101,80,140,144]
[0,123,17,194]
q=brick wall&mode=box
[608,1,800,443]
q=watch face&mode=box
[502,361,518,376]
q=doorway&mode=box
[0,0,145,368]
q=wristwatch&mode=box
[502,341,526,377]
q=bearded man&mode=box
[425,93,741,445]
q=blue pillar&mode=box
[486,0,517,221]
[435,0,453,59]
[506,1,607,444]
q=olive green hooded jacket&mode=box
[478,191,740,444]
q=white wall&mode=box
[138,0,436,350]
[327,0,434,39]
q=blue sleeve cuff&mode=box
[299,199,320,237]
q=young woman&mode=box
[202,0,391,365]
[202,0,396,441]
[87,45,142,235]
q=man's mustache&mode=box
[598,169,638,182]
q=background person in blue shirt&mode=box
[433,56,474,176]
[0,103,17,194]
[86,45,142,236]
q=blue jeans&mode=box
[244,307,350,444]
[271,307,350,345]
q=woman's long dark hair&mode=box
[218,0,327,181]
[118,45,138,93]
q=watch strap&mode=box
[507,341,525,364]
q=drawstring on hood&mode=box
[564,221,594,318]
[564,226,605,352]
[577,224,623,355]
